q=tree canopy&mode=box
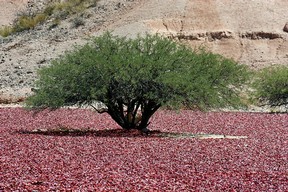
[26,32,250,132]
[252,65,288,108]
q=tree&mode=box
[252,65,288,109]
[26,32,250,133]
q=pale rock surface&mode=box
[0,0,28,26]
[104,0,288,68]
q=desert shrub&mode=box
[0,0,99,37]
[71,17,85,28]
[45,0,98,18]
[0,13,46,35]
[0,26,14,37]
[13,13,47,32]
[26,32,250,132]
[252,65,288,108]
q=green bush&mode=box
[252,65,288,107]
[26,32,250,132]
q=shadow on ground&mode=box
[18,128,162,138]
[17,128,247,139]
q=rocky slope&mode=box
[0,0,288,102]
[0,0,141,102]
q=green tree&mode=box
[252,65,288,108]
[26,32,250,132]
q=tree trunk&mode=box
[104,100,161,134]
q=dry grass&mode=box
[0,26,14,37]
[0,0,99,37]
[0,96,25,104]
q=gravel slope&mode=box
[0,0,142,101]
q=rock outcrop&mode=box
[104,0,288,69]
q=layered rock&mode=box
[107,0,288,68]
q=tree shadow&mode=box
[17,128,164,138]
[17,128,248,139]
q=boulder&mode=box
[283,23,288,33]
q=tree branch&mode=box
[89,104,108,114]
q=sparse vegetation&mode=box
[45,0,98,18]
[71,17,85,28]
[48,18,61,30]
[13,13,47,32]
[0,26,14,37]
[0,0,99,37]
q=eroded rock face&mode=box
[137,0,288,69]
[163,29,287,69]
[102,0,288,68]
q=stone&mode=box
[283,23,288,33]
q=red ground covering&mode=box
[0,108,287,191]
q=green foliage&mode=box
[252,65,288,107]
[26,32,250,131]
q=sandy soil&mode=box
[0,0,28,26]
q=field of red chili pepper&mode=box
[0,107,287,191]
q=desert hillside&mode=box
[0,0,288,102]
[0,0,28,26]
